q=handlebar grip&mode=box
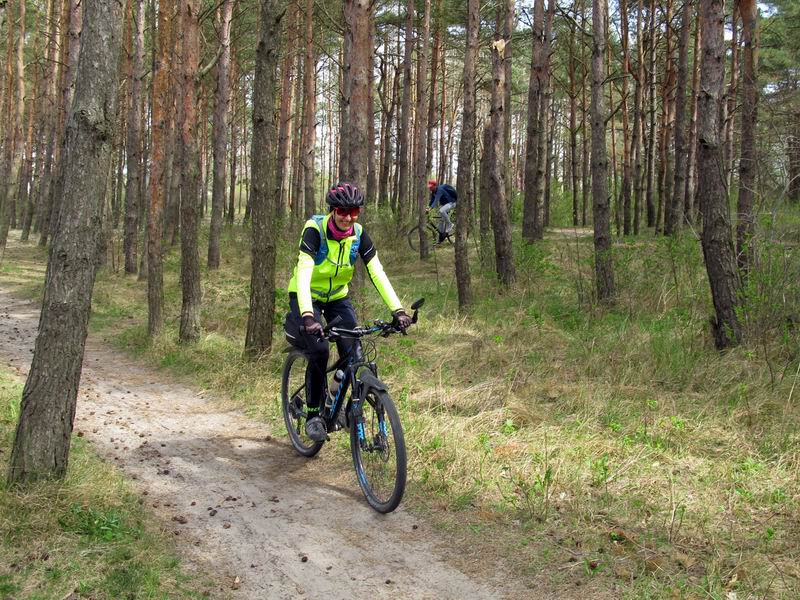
[324,315,343,332]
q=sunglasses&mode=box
[334,206,361,217]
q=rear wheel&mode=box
[281,350,324,457]
[350,386,407,513]
[406,223,439,252]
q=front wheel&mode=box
[350,386,407,513]
[281,350,324,457]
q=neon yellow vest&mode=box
[288,214,362,304]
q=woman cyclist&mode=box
[284,182,412,442]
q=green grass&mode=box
[0,370,209,599]
[2,202,799,598]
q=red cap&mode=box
[427,179,437,190]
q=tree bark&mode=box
[396,0,414,222]
[685,11,702,222]
[177,0,201,342]
[8,0,124,484]
[645,0,657,228]
[413,0,431,259]
[148,0,174,337]
[302,0,316,216]
[736,0,757,273]
[490,14,515,287]
[667,0,692,235]
[455,0,478,310]
[244,0,282,356]
[522,0,544,241]
[697,0,742,349]
[0,0,25,254]
[124,0,145,274]
[276,7,296,217]
[591,0,614,302]
[208,0,233,268]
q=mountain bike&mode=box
[407,210,454,252]
[281,299,424,513]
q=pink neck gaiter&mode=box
[327,216,353,241]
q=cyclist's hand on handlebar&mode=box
[302,315,324,339]
[392,310,412,331]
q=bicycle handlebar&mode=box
[298,298,424,341]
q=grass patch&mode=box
[0,369,208,599]
[3,203,800,598]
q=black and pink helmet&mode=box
[326,182,365,209]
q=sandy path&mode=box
[0,288,523,599]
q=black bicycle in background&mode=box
[407,211,454,252]
[281,299,424,513]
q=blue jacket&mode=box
[429,183,458,208]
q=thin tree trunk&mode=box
[724,5,739,191]
[124,0,145,273]
[685,11,702,222]
[245,0,282,356]
[503,0,513,207]
[455,0,478,310]
[276,7,296,217]
[522,0,544,241]
[177,0,201,342]
[490,14,515,287]
[413,0,431,259]
[148,0,174,337]
[397,0,414,223]
[621,0,633,235]
[302,0,316,216]
[697,0,742,349]
[0,0,26,252]
[208,0,233,268]
[591,0,614,301]
[736,0,757,272]
[645,0,657,228]
[667,0,692,235]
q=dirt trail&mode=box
[0,288,526,599]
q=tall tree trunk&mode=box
[378,45,398,209]
[503,0,513,208]
[413,0,431,259]
[148,0,174,337]
[302,0,316,216]
[591,0,614,301]
[522,0,544,241]
[621,0,633,235]
[645,0,657,228]
[365,18,377,205]
[455,0,478,310]
[736,0,757,272]
[0,0,25,253]
[724,5,739,191]
[580,0,590,226]
[697,0,742,349]
[568,13,579,226]
[228,58,239,223]
[124,0,145,274]
[8,0,124,484]
[667,0,692,235]
[276,7,296,217]
[244,0,282,356]
[208,0,233,268]
[490,15,515,287]
[397,0,414,222]
[35,0,63,245]
[685,11,702,222]
[177,0,201,342]
[344,0,372,193]
[633,0,645,234]
[41,0,81,247]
